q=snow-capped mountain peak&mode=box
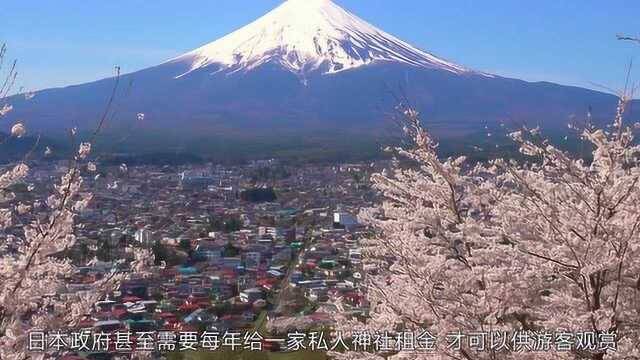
[171,0,472,77]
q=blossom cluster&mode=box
[332,99,640,360]
[0,143,152,359]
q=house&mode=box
[134,227,156,247]
[242,310,256,321]
[194,243,223,261]
[256,278,278,291]
[244,252,261,270]
[221,257,242,270]
[184,309,216,325]
[272,247,292,263]
[240,288,265,303]
[306,287,329,302]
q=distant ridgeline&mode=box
[6,0,637,163]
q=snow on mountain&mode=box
[9,0,630,148]
[170,0,474,77]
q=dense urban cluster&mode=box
[0,159,381,358]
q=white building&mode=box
[134,228,155,247]
[333,212,357,227]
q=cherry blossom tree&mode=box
[332,97,640,359]
[0,45,153,359]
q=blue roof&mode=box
[178,266,198,274]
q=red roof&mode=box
[179,303,200,312]
[175,323,198,332]
[345,292,363,304]
[112,308,128,319]
[122,295,142,303]
[158,312,177,319]
[257,278,278,286]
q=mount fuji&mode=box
[170,0,473,77]
[5,0,636,158]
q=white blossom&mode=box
[10,122,26,138]
[0,158,151,358]
[0,104,12,116]
[77,142,91,159]
[0,191,16,203]
[16,203,31,215]
[333,99,640,360]
[0,208,12,229]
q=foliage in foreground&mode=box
[0,45,153,360]
[333,98,640,360]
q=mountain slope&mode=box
[4,0,637,155]
[169,0,474,77]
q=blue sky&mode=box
[2,0,639,93]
